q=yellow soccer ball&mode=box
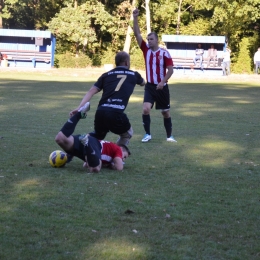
[49,150,68,167]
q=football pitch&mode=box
[0,69,260,259]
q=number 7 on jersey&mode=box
[115,75,127,91]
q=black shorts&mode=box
[91,109,131,140]
[68,135,102,167]
[144,82,170,110]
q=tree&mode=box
[0,0,66,29]
[150,0,179,35]
[181,17,211,36]
[110,0,134,52]
[123,0,136,53]
[232,37,252,74]
[1,0,258,70]
[145,0,151,34]
[48,1,115,55]
[191,0,260,41]
[176,0,260,58]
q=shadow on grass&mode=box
[0,78,260,259]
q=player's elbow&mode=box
[110,160,124,171]
[140,80,146,86]
[113,164,124,171]
[117,165,124,171]
[168,67,174,76]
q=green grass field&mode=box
[0,69,259,260]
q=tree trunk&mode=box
[145,0,151,34]
[123,0,136,53]
[123,25,133,53]
[176,0,182,35]
[0,0,3,28]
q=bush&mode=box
[96,47,145,70]
[232,38,252,74]
[100,48,115,65]
[54,53,92,68]
[130,48,145,70]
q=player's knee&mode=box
[117,127,133,146]
[55,132,64,145]
[161,109,170,117]
[143,107,150,114]
[143,103,151,114]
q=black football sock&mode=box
[60,112,81,137]
[142,114,151,135]
[164,117,172,138]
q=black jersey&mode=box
[94,66,144,112]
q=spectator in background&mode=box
[222,46,231,76]
[253,47,260,74]
[207,45,217,67]
[193,43,204,70]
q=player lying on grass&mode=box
[55,102,131,172]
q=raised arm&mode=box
[132,8,143,47]
[69,86,99,117]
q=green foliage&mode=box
[181,18,211,35]
[130,47,145,70]
[110,1,133,51]
[232,38,253,74]
[151,0,178,34]
[91,53,102,67]
[100,48,116,65]
[205,0,260,42]
[1,0,66,29]
[47,1,134,57]
[55,53,92,68]
[1,0,260,73]
[48,1,115,53]
[91,46,145,70]
[248,33,260,63]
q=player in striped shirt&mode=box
[133,8,177,143]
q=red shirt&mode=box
[100,141,123,165]
[140,40,173,85]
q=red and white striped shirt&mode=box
[140,40,173,85]
[100,141,123,166]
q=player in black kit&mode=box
[69,51,146,145]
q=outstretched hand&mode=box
[69,109,78,117]
[133,8,139,17]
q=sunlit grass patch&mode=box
[0,72,259,259]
